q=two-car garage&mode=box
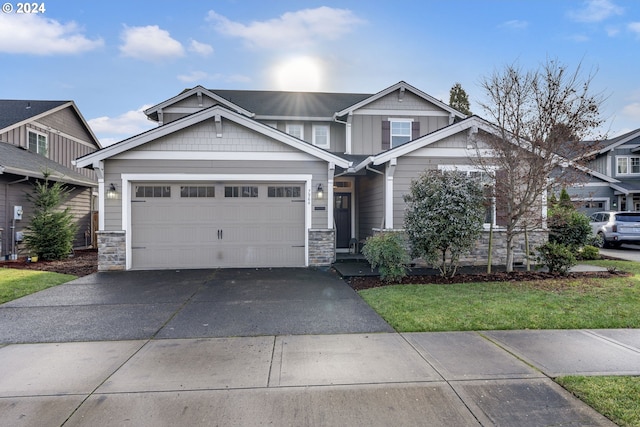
[129,180,307,270]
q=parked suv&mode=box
[589,211,640,248]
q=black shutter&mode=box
[381,121,390,150]
[412,121,420,140]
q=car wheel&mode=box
[596,232,606,248]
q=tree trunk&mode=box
[487,221,494,274]
[505,231,515,272]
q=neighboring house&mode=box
[0,100,101,258]
[566,129,640,215]
[75,81,546,271]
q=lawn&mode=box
[556,376,640,427]
[358,260,640,332]
[0,268,76,304]
[358,259,640,426]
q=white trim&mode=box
[354,109,451,116]
[121,173,312,270]
[406,147,495,158]
[257,115,334,122]
[112,151,318,162]
[385,159,396,228]
[32,120,97,149]
[327,163,335,228]
[312,124,330,149]
[98,179,105,230]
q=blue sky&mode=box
[1,0,639,145]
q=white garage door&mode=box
[130,182,306,269]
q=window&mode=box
[617,156,640,175]
[268,186,301,198]
[135,186,171,198]
[312,125,330,148]
[286,124,304,140]
[225,186,258,198]
[28,130,47,156]
[439,165,498,226]
[390,119,412,147]
[180,186,215,198]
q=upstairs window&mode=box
[28,130,47,157]
[286,124,304,140]
[617,156,640,175]
[390,119,412,147]
[312,125,330,149]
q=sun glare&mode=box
[272,56,324,92]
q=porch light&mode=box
[316,183,324,199]
[106,183,119,200]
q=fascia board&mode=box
[0,101,72,135]
[600,129,640,153]
[76,105,350,169]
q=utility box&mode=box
[14,206,23,221]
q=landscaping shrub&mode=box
[362,232,410,283]
[576,245,600,261]
[536,241,576,275]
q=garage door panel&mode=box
[131,182,307,270]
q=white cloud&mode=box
[119,25,184,62]
[568,0,623,23]
[622,102,640,119]
[88,105,155,146]
[0,14,103,55]
[177,71,213,83]
[628,22,640,37]
[206,7,364,49]
[499,20,529,30]
[189,39,214,56]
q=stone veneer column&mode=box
[96,231,126,271]
[308,229,335,267]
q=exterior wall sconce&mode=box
[106,183,119,200]
[316,183,324,199]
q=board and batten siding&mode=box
[357,173,385,240]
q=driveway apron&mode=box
[0,268,393,344]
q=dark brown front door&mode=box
[334,193,351,248]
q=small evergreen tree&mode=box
[548,188,591,249]
[404,170,485,278]
[449,82,472,115]
[24,173,77,260]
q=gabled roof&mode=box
[582,128,640,157]
[334,81,467,119]
[76,104,351,169]
[0,142,96,186]
[0,99,101,149]
[144,86,254,121]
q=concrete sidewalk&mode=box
[3,329,639,426]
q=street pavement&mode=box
[0,268,637,426]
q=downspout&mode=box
[385,159,397,230]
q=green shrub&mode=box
[362,232,410,283]
[549,209,592,249]
[536,241,576,275]
[576,245,600,261]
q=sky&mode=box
[1,0,639,146]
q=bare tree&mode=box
[473,59,606,271]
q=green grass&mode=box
[358,260,640,332]
[0,268,76,304]
[556,376,640,427]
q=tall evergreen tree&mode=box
[449,82,472,115]
[24,173,77,260]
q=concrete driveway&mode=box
[600,243,640,262]
[0,268,393,343]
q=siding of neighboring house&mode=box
[0,177,92,255]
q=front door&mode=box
[334,193,351,248]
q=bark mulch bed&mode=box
[345,269,627,291]
[1,249,98,277]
